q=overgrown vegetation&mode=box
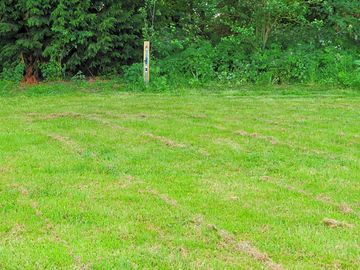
[0,1,359,87]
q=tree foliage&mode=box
[0,0,143,82]
[0,0,359,85]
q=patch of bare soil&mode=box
[235,241,284,270]
[197,148,211,157]
[323,218,354,229]
[146,223,166,239]
[179,246,189,258]
[99,111,149,120]
[206,222,284,270]
[28,112,83,121]
[214,138,243,152]
[7,224,26,238]
[84,114,131,131]
[143,187,179,207]
[43,112,83,120]
[48,133,85,154]
[235,130,278,145]
[0,166,10,174]
[213,125,227,131]
[226,195,239,201]
[188,113,208,119]
[144,132,186,148]
[338,203,354,214]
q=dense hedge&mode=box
[0,0,359,87]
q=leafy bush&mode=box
[160,41,216,82]
[123,42,359,89]
[40,61,63,81]
[123,62,169,91]
[337,59,360,88]
[1,62,25,82]
[71,71,86,82]
[123,63,143,85]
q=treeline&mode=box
[0,0,359,87]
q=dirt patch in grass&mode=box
[144,133,186,148]
[48,133,85,154]
[235,130,279,145]
[85,114,130,130]
[28,112,82,121]
[214,137,243,152]
[198,217,284,270]
[43,112,83,120]
[188,113,208,119]
[143,187,179,207]
[235,241,283,270]
[125,176,179,207]
[226,194,239,201]
[7,224,26,238]
[323,218,354,229]
[196,148,211,157]
[315,195,357,215]
[178,246,189,258]
[200,178,242,198]
[213,125,227,131]
[98,111,150,120]
[0,166,10,174]
[146,223,166,239]
[189,218,284,269]
[29,200,43,217]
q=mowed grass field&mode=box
[0,83,359,269]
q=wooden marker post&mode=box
[144,41,150,83]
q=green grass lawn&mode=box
[0,83,359,269]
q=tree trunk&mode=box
[22,54,39,84]
[261,12,272,49]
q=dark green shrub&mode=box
[40,61,63,81]
[123,62,169,91]
[160,41,216,82]
[1,62,25,82]
[71,71,86,82]
[123,63,143,85]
